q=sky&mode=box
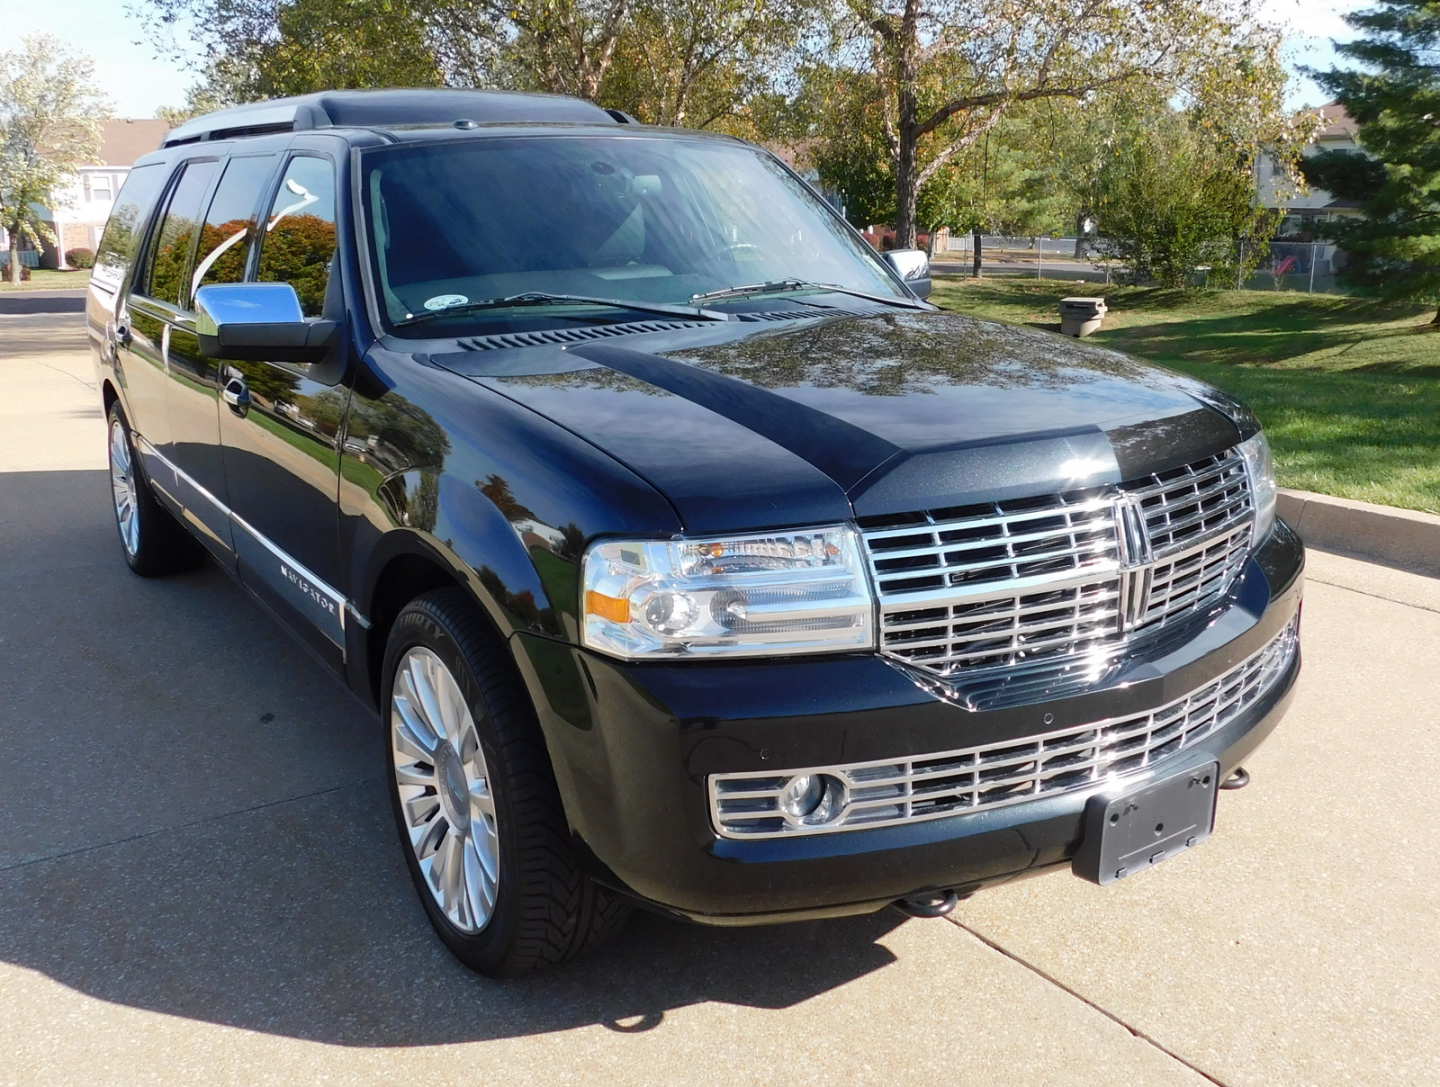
[8,0,1368,119]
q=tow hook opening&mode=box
[895,890,963,919]
[1220,766,1251,791]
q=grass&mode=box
[0,268,89,291]
[930,277,1440,515]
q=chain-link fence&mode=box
[933,233,1349,294]
[1240,242,1341,294]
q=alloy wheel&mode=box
[109,419,140,556]
[390,646,501,933]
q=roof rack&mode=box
[162,89,622,147]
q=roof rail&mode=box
[162,89,619,147]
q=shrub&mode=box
[65,247,95,269]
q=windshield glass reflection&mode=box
[361,136,905,333]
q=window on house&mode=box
[85,173,114,202]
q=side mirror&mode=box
[882,248,932,300]
[195,283,336,363]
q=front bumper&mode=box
[511,519,1304,924]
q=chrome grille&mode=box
[711,616,1298,839]
[1123,449,1254,557]
[862,448,1254,678]
[1138,524,1251,630]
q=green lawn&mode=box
[930,277,1440,514]
[0,268,88,291]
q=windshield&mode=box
[361,135,907,334]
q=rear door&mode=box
[118,158,218,496]
[89,161,168,414]
[216,150,350,660]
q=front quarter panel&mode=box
[339,345,682,644]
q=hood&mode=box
[435,310,1241,533]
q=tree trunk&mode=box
[7,235,20,286]
[895,134,919,249]
[1431,305,1440,327]
[971,229,983,277]
[889,0,922,250]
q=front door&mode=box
[217,151,350,661]
[162,152,283,560]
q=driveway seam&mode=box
[1305,573,1440,616]
[944,916,1228,1086]
[0,776,375,875]
[7,355,97,390]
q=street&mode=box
[2,300,1437,1085]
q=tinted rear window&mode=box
[139,160,220,307]
[91,164,167,293]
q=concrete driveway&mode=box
[2,307,1437,1085]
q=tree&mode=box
[801,64,1095,260]
[0,37,108,284]
[136,0,452,104]
[134,0,626,103]
[135,0,819,132]
[839,0,1272,250]
[1304,0,1440,324]
[599,0,818,129]
[1079,40,1312,288]
[484,0,635,99]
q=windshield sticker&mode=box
[424,294,469,311]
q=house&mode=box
[1259,102,1366,240]
[38,118,170,268]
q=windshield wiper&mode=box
[690,279,927,309]
[394,291,731,329]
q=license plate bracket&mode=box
[1072,762,1219,885]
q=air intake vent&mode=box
[458,320,713,351]
[457,307,873,350]
[734,305,871,322]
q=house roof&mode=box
[98,119,170,166]
[1312,102,1358,140]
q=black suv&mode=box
[88,89,1302,977]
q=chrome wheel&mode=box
[390,647,500,933]
[109,419,139,556]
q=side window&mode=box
[139,160,219,306]
[188,154,279,304]
[257,156,337,318]
[92,164,167,292]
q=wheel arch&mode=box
[353,511,564,708]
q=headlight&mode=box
[581,525,875,659]
[1238,430,1277,539]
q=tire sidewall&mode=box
[380,603,525,972]
[106,402,145,573]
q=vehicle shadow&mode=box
[0,468,910,1046]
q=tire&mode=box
[381,588,629,977]
[106,402,204,577]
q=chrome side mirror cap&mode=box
[195,282,336,363]
[882,248,932,300]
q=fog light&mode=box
[777,773,845,825]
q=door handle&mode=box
[111,317,131,361]
[222,377,250,417]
